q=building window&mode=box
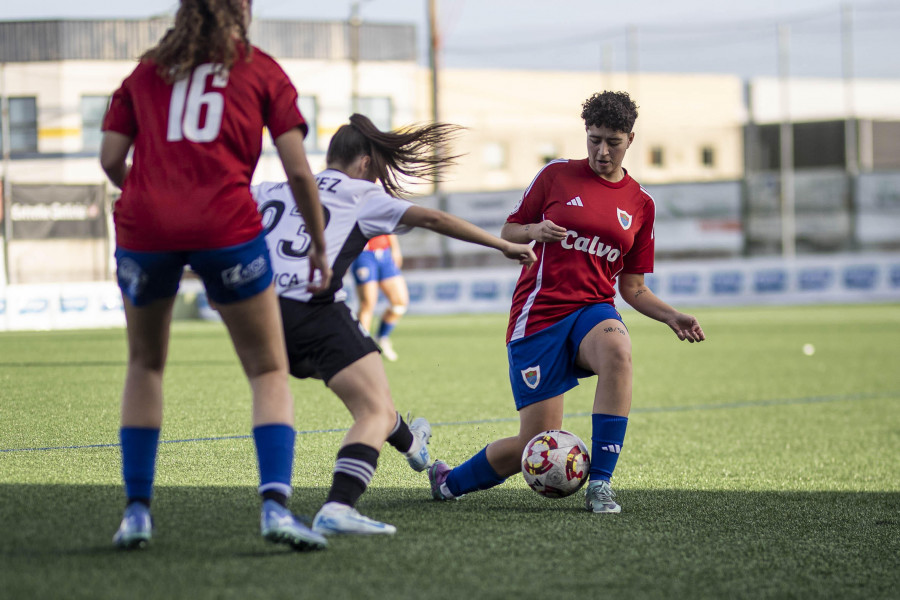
[1,97,38,154]
[356,96,392,131]
[297,95,319,151]
[81,95,109,153]
[701,146,715,167]
[483,142,507,170]
[649,146,664,167]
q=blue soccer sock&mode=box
[120,427,160,504]
[377,320,397,339]
[445,446,506,497]
[253,424,295,503]
[590,413,628,482]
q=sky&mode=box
[5,0,900,79]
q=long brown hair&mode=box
[142,0,250,82]
[326,114,464,199]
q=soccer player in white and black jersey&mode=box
[428,92,706,513]
[252,114,536,535]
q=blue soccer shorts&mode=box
[351,249,401,285]
[115,232,274,307]
[507,303,624,410]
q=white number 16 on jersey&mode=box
[166,64,229,143]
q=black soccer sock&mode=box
[325,443,379,507]
[387,413,413,453]
[386,412,414,454]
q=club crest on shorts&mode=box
[617,208,633,230]
[521,366,541,389]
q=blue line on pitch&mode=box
[1,391,895,453]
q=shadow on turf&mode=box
[1,483,897,556]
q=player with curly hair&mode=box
[101,0,331,551]
[428,91,705,513]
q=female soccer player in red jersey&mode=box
[429,91,706,513]
[100,0,331,551]
[351,233,408,361]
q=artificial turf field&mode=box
[1,303,898,599]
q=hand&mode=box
[666,312,706,343]
[525,220,567,243]
[503,242,537,267]
[305,245,332,293]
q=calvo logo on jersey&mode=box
[617,208,633,230]
[521,366,541,389]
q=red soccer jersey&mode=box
[506,159,655,343]
[364,234,392,252]
[102,46,307,251]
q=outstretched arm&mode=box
[619,273,706,343]
[400,205,536,266]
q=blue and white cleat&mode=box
[113,502,153,550]
[261,499,328,551]
[584,480,622,514]
[404,417,432,472]
[312,502,396,536]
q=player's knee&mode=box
[389,304,407,316]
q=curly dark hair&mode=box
[326,114,465,199]
[142,0,250,82]
[580,91,639,133]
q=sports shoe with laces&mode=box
[427,460,459,500]
[113,502,153,549]
[378,337,399,362]
[584,480,622,514]
[404,417,432,472]
[312,502,396,535]
[260,499,328,550]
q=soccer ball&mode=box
[521,430,590,498]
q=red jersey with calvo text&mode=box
[506,159,655,343]
[102,46,306,251]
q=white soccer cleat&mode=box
[584,480,622,514]
[312,502,397,536]
[378,337,399,362]
[404,416,432,472]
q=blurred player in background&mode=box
[252,113,536,535]
[428,91,705,513]
[351,234,407,361]
[100,0,331,551]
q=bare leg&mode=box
[215,285,293,426]
[484,395,566,477]
[120,295,176,428]
[326,352,397,448]
[355,282,379,334]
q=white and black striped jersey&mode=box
[251,169,413,304]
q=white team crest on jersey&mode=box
[617,208,633,230]
[521,366,541,389]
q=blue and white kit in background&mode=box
[251,170,414,304]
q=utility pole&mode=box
[778,24,796,260]
[427,0,451,267]
[842,2,859,250]
[1,62,12,285]
[350,1,362,114]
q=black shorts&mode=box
[279,297,379,384]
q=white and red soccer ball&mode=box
[521,430,590,498]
